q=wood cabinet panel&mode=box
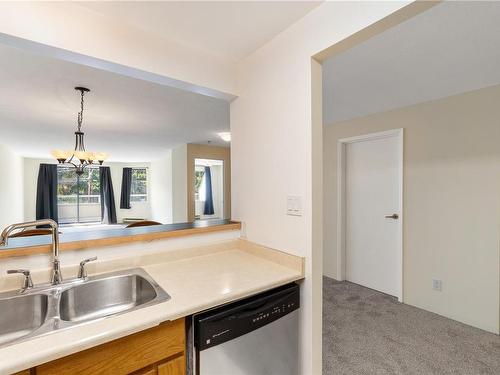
[134,367,157,375]
[158,355,185,375]
[134,368,157,375]
[36,319,185,375]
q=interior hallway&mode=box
[323,277,500,374]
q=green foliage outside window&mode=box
[194,170,204,193]
[131,168,148,202]
[57,167,100,205]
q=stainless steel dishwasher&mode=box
[189,283,300,375]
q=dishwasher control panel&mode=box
[194,283,300,351]
[252,300,298,323]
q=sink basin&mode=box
[0,267,170,348]
[0,294,48,346]
[59,274,158,322]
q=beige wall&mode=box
[323,84,500,334]
[230,2,412,373]
[172,144,188,223]
[172,143,231,223]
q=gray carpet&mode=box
[323,277,500,375]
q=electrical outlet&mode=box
[286,195,302,216]
[432,279,442,291]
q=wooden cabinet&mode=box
[32,318,186,375]
[157,356,185,375]
[133,355,185,375]
[136,369,157,375]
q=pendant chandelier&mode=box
[51,87,107,175]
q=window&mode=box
[130,168,148,202]
[57,167,101,224]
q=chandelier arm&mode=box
[64,160,78,168]
[74,133,79,152]
[80,132,86,152]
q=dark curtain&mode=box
[120,167,132,209]
[36,164,58,223]
[100,167,117,224]
[203,166,215,215]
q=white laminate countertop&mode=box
[0,239,304,374]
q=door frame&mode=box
[336,128,404,301]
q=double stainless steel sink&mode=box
[0,268,170,348]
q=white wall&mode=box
[150,152,173,224]
[172,144,188,222]
[23,157,53,222]
[323,85,500,334]
[230,2,410,374]
[0,144,23,230]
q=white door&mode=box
[345,134,401,297]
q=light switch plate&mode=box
[432,279,442,291]
[286,195,302,216]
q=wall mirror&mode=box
[0,41,232,251]
[194,159,224,221]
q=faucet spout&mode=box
[1,219,62,284]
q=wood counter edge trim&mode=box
[0,222,241,259]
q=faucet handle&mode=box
[78,256,97,279]
[7,269,34,292]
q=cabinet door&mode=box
[136,367,157,375]
[36,319,185,375]
[157,355,185,375]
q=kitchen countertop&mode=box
[0,239,304,374]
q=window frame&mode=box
[129,167,148,203]
[56,166,101,224]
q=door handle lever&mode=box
[385,214,399,219]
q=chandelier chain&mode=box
[77,89,85,132]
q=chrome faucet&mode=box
[77,256,97,280]
[0,219,63,284]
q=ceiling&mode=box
[0,43,229,162]
[78,1,321,62]
[323,1,500,125]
